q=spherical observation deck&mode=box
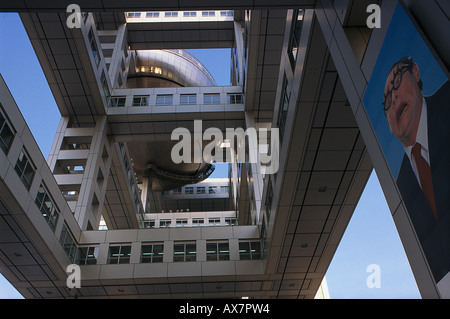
[126,49,216,88]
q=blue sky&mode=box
[0,12,421,299]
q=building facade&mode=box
[0,0,448,299]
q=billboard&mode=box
[363,3,450,284]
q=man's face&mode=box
[384,62,423,147]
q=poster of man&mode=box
[363,3,450,284]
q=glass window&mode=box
[14,149,35,191]
[141,243,164,263]
[220,185,229,193]
[160,219,171,228]
[88,28,100,67]
[288,9,304,66]
[180,94,197,105]
[143,220,155,228]
[208,186,217,194]
[0,109,14,154]
[127,12,141,18]
[202,11,216,17]
[278,75,290,143]
[207,241,230,261]
[156,94,173,106]
[176,219,188,227]
[75,246,99,265]
[192,218,204,226]
[239,241,262,260]
[132,95,149,106]
[184,186,194,194]
[108,96,126,107]
[220,11,233,17]
[35,183,59,231]
[174,242,196,262]
[196,186,205,194]
[225,218,237,226]
[183,11,197,17]
[227,93,244,104]
[203,93,220,104]
[146,12,160,18]
[101,71,110,102]
[107,244,131,264]
[209,218,221,226]
[165,12,178,18]
[59,223,77,263]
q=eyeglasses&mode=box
[382,62,413,112]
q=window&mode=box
[35,183,59,231]
[225,218,237,226]
[146,12,160,18]
[202,11,216,17]
[108,96,126,107]
[14,149,35,190]
[156,94,173,106]
[132,95,149,106]
[192,218,204,227]
[165,12,178,18]
[239,241,262,260]
[101,71,110,102]
[160,219,171,228]
[265,179,273,219]
[206,241,230,261]
[203,93,220,104]
[184,186,194,194]
[180,94,197,105]
[227,93,244,104]
[183,11,197,17]
[141,243,164,263]
[208,186,217,194]
[220,186,229,193]
[173,242,196,262]
[127,12,141,18]
[209,218,221,226]
[288,9,304,66]
[75,246,99,265]
[176,219,188,227]
[220,11,233,17]
[278,75,290,143]
[107,244,131,264]
[143,220,155,228]
[196,186,205,194]
[60,223,77,262]
[0,109,14,154]
[88,28,100,67]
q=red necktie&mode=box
[411,143,438,222]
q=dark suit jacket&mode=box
[396,81,450,283]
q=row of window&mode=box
[59,220,261,266]
[108,93,243,107]
[162,185,229,196]
[142,217,237,229]
[127,11,233,19]
[1,107,61,233]
[106,240,262,264]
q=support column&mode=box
[48,116,113,230]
